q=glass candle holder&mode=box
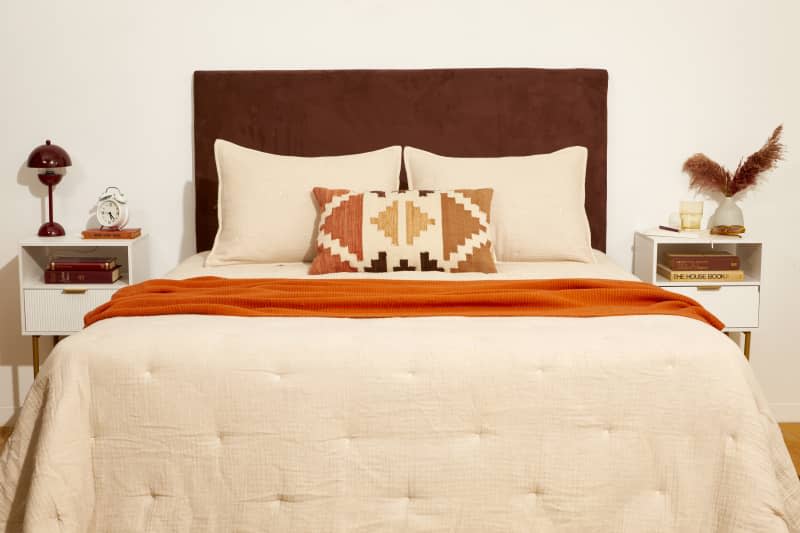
[679,200,703,231]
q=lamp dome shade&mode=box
[27,140,71,169]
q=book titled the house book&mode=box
[44,266,122,284]
[657,264,745,282]
[665,252,740,271]
[49,256,118,271]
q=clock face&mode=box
[97,200,121,226]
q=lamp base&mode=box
[38,221,65,237]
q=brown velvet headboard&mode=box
[193,68,608,253]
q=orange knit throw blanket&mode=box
[84,277,723,329]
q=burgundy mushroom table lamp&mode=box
[27,139,71,237]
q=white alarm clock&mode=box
[95,186,129,229]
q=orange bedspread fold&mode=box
[84,277,723,329]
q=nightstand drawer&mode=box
[24,288,116,333]
[666,285,759,329]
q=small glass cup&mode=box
[679,200,703,231]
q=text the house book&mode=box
[657,264,745,282]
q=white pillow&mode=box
[207,140,402,266]
[404,146,593,263]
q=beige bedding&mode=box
[168,250,636,281]
[2,254,799,532]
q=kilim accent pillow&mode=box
[310,188,497,274]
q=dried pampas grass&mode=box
[683,125,784,197]
[683,154,731,196]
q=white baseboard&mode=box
[769,403,800,423]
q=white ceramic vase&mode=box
[711,196,744,227]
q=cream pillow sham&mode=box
[206,140,402,266]
[404,146,593,263]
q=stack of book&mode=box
[657,251,744,281]
[45,256,122,284]
[81,228,141,239]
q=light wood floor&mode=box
[1,424,799,473]
[782,423,800,475]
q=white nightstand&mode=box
[633,230,761,358]
[18,234,149,376]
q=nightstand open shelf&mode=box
[633,231,762,357]
[655,276,760,287]
[22,279,129,290]
[18,235,148,376]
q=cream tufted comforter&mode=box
[2,255,799,532]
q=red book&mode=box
[44,267,121,284]
[81,228,141,239]
[49,257,118,271]
[666,252,740,271]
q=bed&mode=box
[2,69,799,532]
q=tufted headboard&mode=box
[193,68,608,253]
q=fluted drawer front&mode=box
[24,288,116,333]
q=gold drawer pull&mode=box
[697,286,722,291]
[62,288,88,295]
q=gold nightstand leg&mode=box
[743,331,751,360]
[32,336,40,378]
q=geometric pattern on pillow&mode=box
[310,188,497,274]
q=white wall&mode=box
[1,0,799,424]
